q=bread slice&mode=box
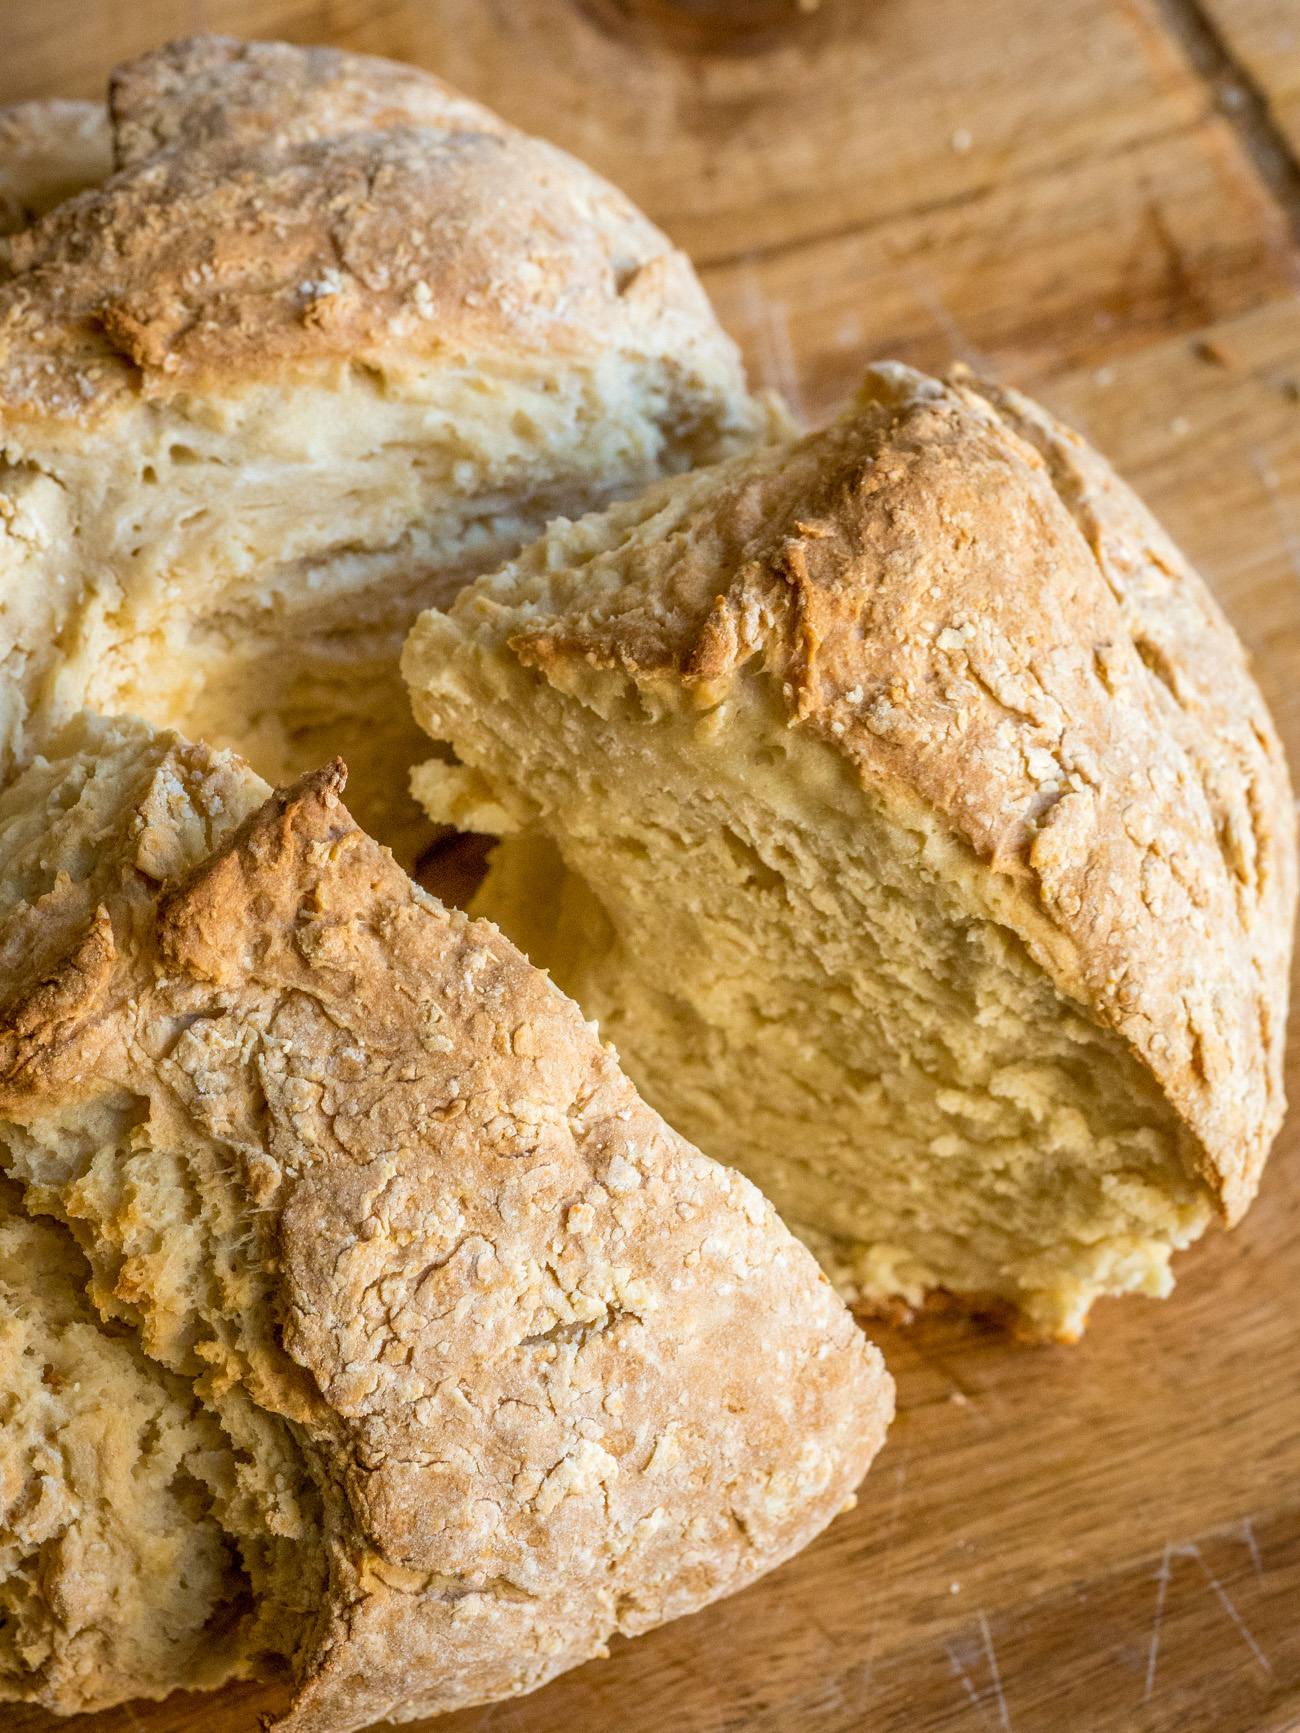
[0,711,889,1727]
[404,362,1297,1340]
[0,101,113,235]
[0,37,780,867]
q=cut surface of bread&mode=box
[0,101,113,235]
[404,363,1297,1340]
[0,712,889,1727]
[0,37,780,866]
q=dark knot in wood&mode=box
[574,0,840,56]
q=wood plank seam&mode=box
[1154,0,1300,245]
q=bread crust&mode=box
[498,364,1296,1221]
[0,750,889,1728]
[0,36,739,427]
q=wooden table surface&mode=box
[7,2,1300,1730]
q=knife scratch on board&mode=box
[1250,447,1300,587]
[906,268,994,376]
[1241,1517,1263,1576]
[738,256,807,428]
[979,1609,1011,1731]
[946,1610,1011,1730]
[858,1452,910,1685]
[1144,1541,1173,1702]
[1145,1535,1271,1702]
[946,1640,987,1718]
[1184,1542,1271,1675]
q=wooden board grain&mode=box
[6,3,1300,1731]
[701,112,1295,424]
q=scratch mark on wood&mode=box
[803,1675,847,1715]
[945,1642,986,1718]
[978,1609,1012,1731]
[859,1450,911,1687]
[946,1613,1011,1730]
[1143,1540,1173,1701]
[1184,1542,1272,1675]
[1242,1517,1263,1576]
[1144,1536,1271,1702]
[905,269,995,374]
[739,256,807,428]
[886,1456,909,1542]
[859,1448,908,1691]
[1250,446,1300,585]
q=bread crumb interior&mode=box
[1,360,770,868]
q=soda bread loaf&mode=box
[0,36,780,866]
[0,712,890,1727]
[0,101,113,235]
[404,362,1298,1340]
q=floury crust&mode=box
[0,712,889,1727]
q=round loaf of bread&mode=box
[0,712,889,1726]
[404,362,1298,1339]
[0,36,780,866]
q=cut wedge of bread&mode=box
[404,362,1297,1339]
[0,37,781,866]
[0,711,889,1727]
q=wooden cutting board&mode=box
[6,2,1300,1729]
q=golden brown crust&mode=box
[107,35,507,168]
[0,36,731,424]
[504,364,1296,1221]
[155,757,350,987]
[0,752,889,1729]
[0,902,114,1074]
